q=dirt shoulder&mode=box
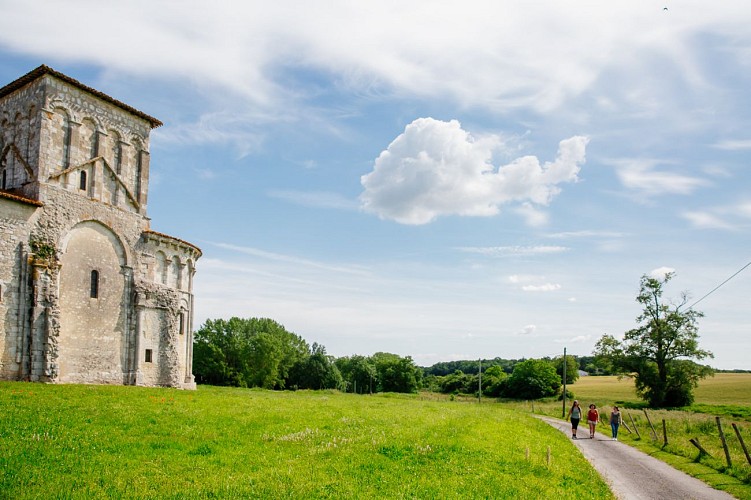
[537,416,736,500]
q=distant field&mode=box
[0,382,613,499]
[569,372,751,407]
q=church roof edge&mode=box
[143,229,202,257]
[0,65,163,129]
[0,189,44,207]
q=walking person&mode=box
[567,400,583,439]
[587,404,599,439]
[610,406,621,441]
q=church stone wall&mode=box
[0,197,40,378]
[0,66,200,389]
[57,221,129,384]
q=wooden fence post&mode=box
[621,419,633,434]
[731,423,751,466]
[662,419,668,448]
[643,409,658,441]
[690,438,711,458]
[628,412,641,439]
[716,417,732,468]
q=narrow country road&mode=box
[537,416,736,500]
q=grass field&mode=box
[0,382,613,499]
[572,372,751,407]
[506,373,751,496]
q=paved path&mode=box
[537,416,736,500]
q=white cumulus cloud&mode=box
[360,118,588,225]
[649,267,675,280]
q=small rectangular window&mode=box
[179,313,185,335]
[145,349,153,363]
[80,171,87,191]
[90,270,99,298]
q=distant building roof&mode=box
[0,65,163,129]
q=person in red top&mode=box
[587,404,599,438]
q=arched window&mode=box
[155,252,167,284]
[79,170,87,191]
[90,129,99,158]
[171,256,181,289]
[90,270,99,298]
[113,134,122,174]
[135,150,143,203]
[26,105,36,160]
[62,115,72,169]
[179,311,185,335]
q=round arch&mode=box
[57,220,130,384]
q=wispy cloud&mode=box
[461,246,569,257]
[546,230,626,239]
[522,283,562,292]
[711,139,751,151]
[554,335,590,344]
[509,274,562,292]
[681,211,736,230]
[210,242,371,276]
[681,200,751,230]
[609,159,708,196]
[268,190,358,210]
[518,325,537,336]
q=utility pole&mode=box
[562,347,567,418]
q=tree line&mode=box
[194,272,715,407]
[192,317,579,399]
[193,317,422,393]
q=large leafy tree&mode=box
[481,365,508,397]
[439,370,475,394]
[594,272,713,407]
[335,355,377,394]
[371,352,422,393]
[553,355,579,385]
[289,343,344,390]
[193,317,309,388]
[503,359,561,399]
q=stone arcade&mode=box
[0,66,200,389]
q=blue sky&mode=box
[2,1,750,369]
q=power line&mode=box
[687,260,751,310]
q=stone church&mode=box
[0,66,200,389]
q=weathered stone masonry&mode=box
[0,66,200,389]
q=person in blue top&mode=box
[567,400,583,439]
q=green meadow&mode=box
[0,382,612,499]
